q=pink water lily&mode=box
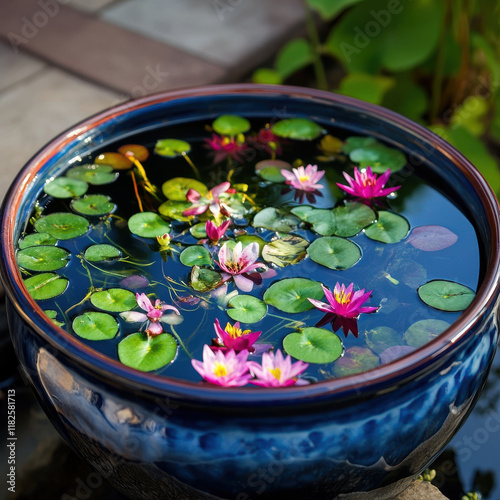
[308,283,378,337]
[183,182,231,218]
[205,133,248,164]
[120,293,182,336]
[205,219,231,244]
[216,241,277,292]
[212,318,261,353]
[248,349,308,387]
[337,166,401,200]
[191,345,252,387]
[281,164,325,203]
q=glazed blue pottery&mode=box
[1,85,499,500]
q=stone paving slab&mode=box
[0,0,228,95]
[65,0,121,13]
[101,0,305,69]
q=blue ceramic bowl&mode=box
[1,85,499,500]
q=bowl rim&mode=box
[2,83,499,405]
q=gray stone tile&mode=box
[0,41,46,93]
[101,0,305,68]
[0,68,122,203]
[65,0,121,13]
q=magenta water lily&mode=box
[205,134,248,164]
[205,219,231,245]
[212,318,261,353]
[337,166,401,200]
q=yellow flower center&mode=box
[225,323,251,339]
[334,290,352,305]
[299,175,310,182]
[268,367,281,380]
[213,362,228,378]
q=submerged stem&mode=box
[181,152,201,180]
[130,170,144,212]
[170,325,192,359]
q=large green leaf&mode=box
[338,73,395,105]
[71,194,116,216]
[43,177,88,199]
[227,295,267,323]
[72,312,119,340]
[275,38,314,78]
[271,118,323,141]
[17,246,69,272]
[128,212,171,238]
[25,273,68,300]
[306,0,364,19]
[34,213,90,240]
[84,244,122,262]
[307,236,361,270]
[252,68,283,85]
[252,207,299,232]
[417,280,475,312]
[283,327,343,364]
[212,115,250,136]
[162,177,207,201]
[365,212,409,243]
[18,232,57,249]
[264,278,324,313]
[155,139,191,158]
[90,288,137,312]
[66,164,118,185]
[381,73,428,122]
[180,246,212,267]
[332,202,375,237]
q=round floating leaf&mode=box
[44,309,64,327]
[190,266,222,292]
[252,207,299,232]
[333,202,375,237]
[333,347,380,377]
[271,118,323,140]
[264,278,323,313]
[227,295,267,323]
[387,258,427,289]
[120,274,149,290]
[365,211,409,244]
[17,246,69,272]
[365,326,400,354]
[212,115,251,136]
[162,177,207,201]
[417,280,475,312]
[262,235,308,267]
[34,213,90,240]
[43,177,88,198]
[380,345,416,364]
[155,139,191,158]
[408,225,458,251]
[283,327,343,364]
[24,273,69,300]
[67,164,118,185]
[71,194,116,216]
[117,144,150,162]
[72,312,118,340]
[159,200,193,222]
[180,246,212,267]
[255,159,292,172]
[118,332,177,372]
[404,319,451,348]
[307,237,361,270]
[307,210,337,236]
[235,234,266,254]
[84,244,122,262]
[290,205,316,221]
[95,152,133,170]
[258,166,286,183]
[190,222,208,239]
[128,212,171,238]
[252,68,283,85]
[18,232,57,249]
[343,136,378,154]
[90,288,137,312]
[349,143,406,173]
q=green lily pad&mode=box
[348,143,406,174]
[365,326,400,354]
[71,194,116,216]
[365,212,409,244]
[180,246,212,267]
[262,235,308,267]
[44,309,64,327]
[307,210,337,236]
[95,152,133,170]
[258,166,286,183]
[307,236,361,270]
[72,311,119,340]
[18,232,57,249]
[17,246,69,272]
[403,319,451,348]
[264,278,323,313]
[118,332,178,372]
[155,139,191,158]
[158,200,193,222]
[212,115,251,136]
[290,206,316,221]
[283,327,343,364]
[84,244,122,262]
[190,266,222,292]
[333,347,380,377]
[227,295,267,323]
[24,273,69,300]
[332,202,376,237]
[34,213,90,240]
[343,136,378,154]
[43,177,88,199]
[128,212,171,238]
[189,222,208,239]
[255,159,292,172]
[235,234,266,254]
[252,207,299,232]
[90,288,137,312]
[417,280,475,311]
[271,118,323,140]
[66,164,118,185]
[162,177,207,201]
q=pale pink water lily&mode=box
[248,349,309,387]
[205,133,248,164]
[281,164,325,203]
[211,318,261,353]
[205,219,231,244]
[183,182,232,218]
[215,241,277,292]
[120,293,182,336]
[308,283,378,337]
[336,166,401,200]
[191,345,252,387]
